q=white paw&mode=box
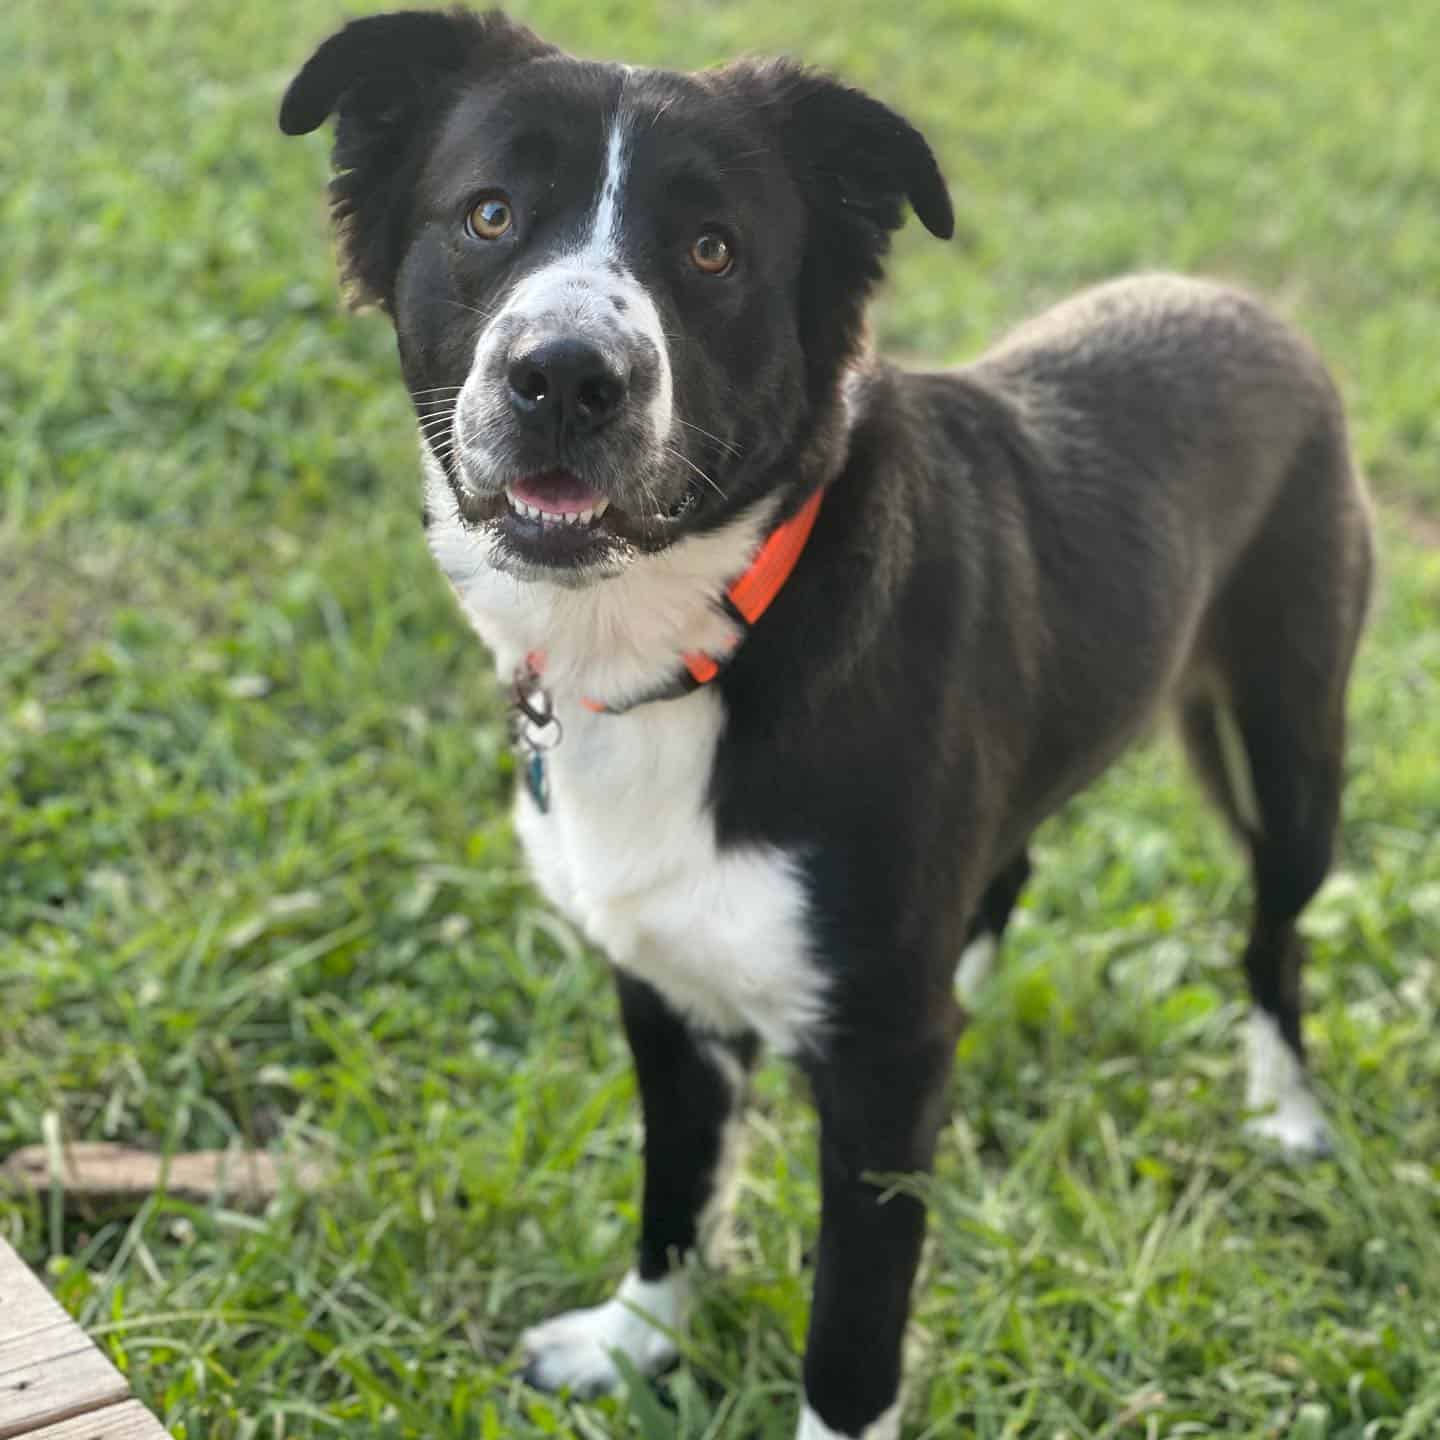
[1243,1010,1333,1158]
[1244,1091,1334,1158]
[797,1398,901,1440]
[520,1270,686,1398]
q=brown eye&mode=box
[466,195,513,241]
[689,231,733,276]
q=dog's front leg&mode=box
[798,1012,961,1440]
[521,971,757,1396]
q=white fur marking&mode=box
[955,933,997,1003]
[797,1399,902,1440]
[521,1269,685,1396]
[591,109,630,258]
[424,460,827,1054]
[1244,1010,1332,1155]
[515,696,824,1053]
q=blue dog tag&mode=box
[525,750,550,814]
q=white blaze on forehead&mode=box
[589,106,632,260]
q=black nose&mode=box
[507,338,628,436]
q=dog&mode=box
[280,10,1374,1436]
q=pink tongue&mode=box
[511,470,604,515]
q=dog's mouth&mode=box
[457,468,698,568]
[504,471,613,529]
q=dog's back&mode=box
[936,273,1373,846]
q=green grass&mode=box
[2,0,1438,1436]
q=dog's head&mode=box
[282,8,952,585]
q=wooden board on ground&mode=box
[1,1142,322,1214]
[0,1242,170,1440]
[17,1403,170,1440]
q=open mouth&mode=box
[456,466,699,566]
[503,471,612,530]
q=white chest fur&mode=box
[423,456,827,1055]
[514,689,824,1053]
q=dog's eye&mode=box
[466,194,514,241]
[689,231,733,276]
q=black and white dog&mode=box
[281,10,1374,1435]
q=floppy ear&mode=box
[280,8,554,307]
[723,61,952,384]
[770,64,955,244]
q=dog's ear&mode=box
[763,63,954,245]
[722,60,952,381]
[280,8,555,307]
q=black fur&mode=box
[280,10,555,307]
[616,974,759,1281]
[719,60,955,403]
[283,12,1373,1435]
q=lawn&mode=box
[2,0,1438,1436]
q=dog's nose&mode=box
[507,338,628,436]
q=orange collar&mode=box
[583,485,826,714]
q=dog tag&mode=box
[525,750,550,814]
[511,656,560,815]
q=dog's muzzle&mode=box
[441,264,694,576]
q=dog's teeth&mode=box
[503,489,607,527]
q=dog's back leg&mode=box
[1183,427,1373,1157]
[955,849,1032,1003]
[1229,691,1344,1156]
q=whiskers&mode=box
[674,417,742,458]
[664,444,727,502]
[443,298,502,322]
[419,403,503,478]
[410,386,462,456]
[413,398,461,469]
[412,386,462,447]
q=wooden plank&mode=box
[0,1242,130,1439]
[0,1244,76,1345]
[16,1401,170,1440]
[0,1349,130,1439]
[2,1143,323,1214]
